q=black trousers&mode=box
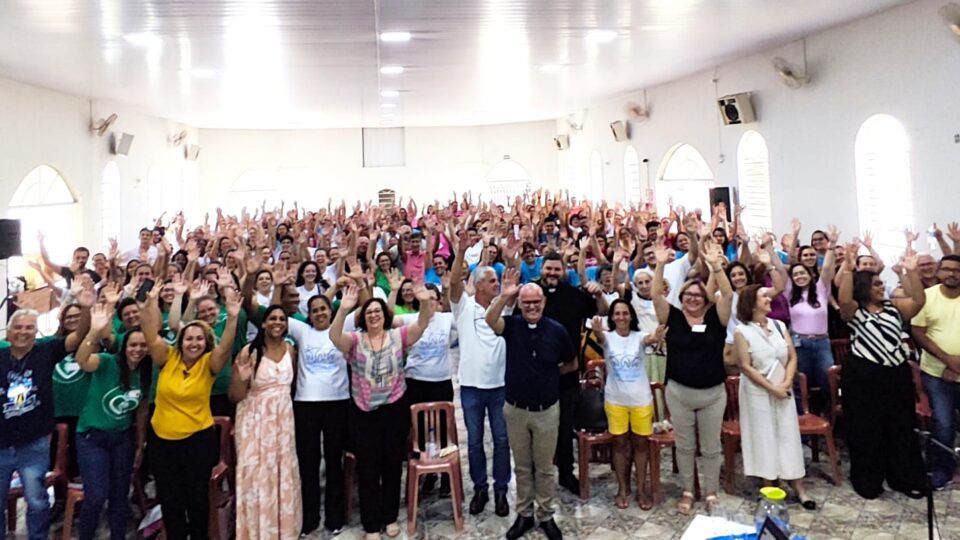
[294,399,350,533]
[149,427,218,540]
[208,393,235,419]
[842,356,925,499]
[349,397,410,533]
[555,384,579,477]
[405,378,454,450]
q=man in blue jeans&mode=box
[0,307,87,539]
[912,254,960,489]
[449,231,512,517]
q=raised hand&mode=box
[842,242,858,270]
[191,279,210,300]
[413,284,433,302]
[904,227,920,244]
[900,252,918,272]
[216,267,235,290]
[500,267,520,298]
[591,315,605,333]
[77,288,96,308]
[340,283,360,310]
[234,349,255,383]
[583,281,603,296]
[225,288,242,317]
[948,222,960,243]
[172,274,189,296]
[825,225,840,244]
[653,246,670,265]
[758,250,772,266]
[387,268,403,290]
[790,218,801,235]
[90,304,112,332]
[862,230,874,248]
[102,282,121,305]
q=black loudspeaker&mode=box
[708,187,737,222]
[0,219,22,259]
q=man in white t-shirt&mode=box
[449,232,512,517]
[122,227,159,264]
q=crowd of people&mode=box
[1,190,960,540]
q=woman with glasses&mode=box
[652,242,732,514]
[837,245,926,499]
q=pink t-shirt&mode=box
[404,250,426,282]
[783,280,830,336]
[348,326,409,411]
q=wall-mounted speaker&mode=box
[717,93,756,125]
[610,120,629,142]
[185,144,201,161]
[553,134,570,151]
[708,187,738,222]
[112,132,135,156]
[0,219,22,260]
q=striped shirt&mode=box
[848,301,910,367]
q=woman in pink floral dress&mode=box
[230,305,302,539]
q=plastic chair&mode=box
[647,382,699,505]
[6,423,68,532]
[796,373,842,485]
[405,402,464,534]
[208,416,235,540]
[60,482,85,540]
[576,366,613,500]
[721,376,742,494]
[826,365,843,428]
[909,361,933,430]
[831,339,851,367]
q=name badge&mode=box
[691,324,707,333]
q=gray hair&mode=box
[9,309,40,326]
[471,265,497,287]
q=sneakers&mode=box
[494,492,509,517]
[505,515,535,540]
[469,490,489,515]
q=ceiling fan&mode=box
[90,113,117,137]
[623,101,649,122]
[169,130,188,146]
[941,3,960,37]
[772,56,810,89]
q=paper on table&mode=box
[680,514,756,540]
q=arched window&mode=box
[100,161,121,248]
[485,159,531,207]
[737,131,772,235]
[623,146,641,206]
[656,143,714,216]
[589,150,604,201]
[6,165,79,257]
[855,114,913,263]
[229,170,282,216]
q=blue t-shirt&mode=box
[424,267,442,287]
[468,262,505,282]
[520,257,544,283]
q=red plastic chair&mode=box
[909,361,933,430]
[721,376,742,494]
[6,423,68,532]
[827,365,843,428]
[405,402,464,534]
[576,365,613,500]
[796,373,842,485]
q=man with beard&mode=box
[536,252,608,494]
[911,254,960,489]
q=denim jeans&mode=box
[921,373,960,481]
[76,428,134,540]
[460,386,511,494]
[794,337,834,414]
[0,435,51,540]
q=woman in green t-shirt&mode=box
[51,303,90,483]
[74,304,152,540]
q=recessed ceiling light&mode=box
[380,31,412,43]
[380,90,400,98]
[380,65,405,75]
[586,29,618,43]
[123,32,162,47]
[380,103,398,109]
[538,64,562,73]
[185,68,216,79]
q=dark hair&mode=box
[295,261,321,287]
[811,229,827,241]
[852,270,878,307]
[356,298,393,332]
[796,246,821,277]
[254,268,273,287]
[542,252,563,264]
[116,298,140,323]
[712,227,730,250]
[139,227,151,235]
[117,326,152,392]
[279,234,295,244]
[424,283,442,302]
[306,295,333,329]
[56,303,82,337]
[736,284,764,323]
[74,247,90,256]
[248,305,288,378]
[395,279,421,311]
[855,254,874,268]
[597,264,614,280]
[787,263,820,308]
[940,254,960,265]
[606,299,640,332]
[645,220,661,231]
[726,262,753,289]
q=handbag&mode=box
[574,367,608,433]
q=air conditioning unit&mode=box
[553,134,570,151]
[717,93,756,125]
[610,120,629,142]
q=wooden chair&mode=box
[796,373,842,485]
[826,365,843,428]
[831,339,851,367]
[721,376,742,495]
[6,423,68,532]
[208,416,236,540]
[647,382,699,505]
[909,361,933,430]
[60,483,84,540]
[405,402,464,535]
[576,366,613,500]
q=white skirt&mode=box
[739,375,805,480]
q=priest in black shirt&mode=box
[537,253,608,494]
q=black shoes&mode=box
[559,473,580,495]
[494,491,509,517]
[469,490,489,515]
[505,515,536,540]
[539,518,563,540]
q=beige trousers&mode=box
[503,402,559,521]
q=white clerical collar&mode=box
[527,322,538,329]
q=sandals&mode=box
[799,495,817,510]
[638,492,654,511]
[614,493,629,509]
[705,494,721,514]
[676,491,695,515]
[385,523,401,538]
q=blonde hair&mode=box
[176,320,216,356]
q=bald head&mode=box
[518,284,545,324]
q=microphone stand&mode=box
[915,428,960,540]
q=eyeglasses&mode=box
[681,292,705,300]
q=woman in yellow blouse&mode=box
[141,280,241,540]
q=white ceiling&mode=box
[0,0,912,129]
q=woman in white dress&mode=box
[733,284,815,509]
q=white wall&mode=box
[196,121,559,214]
[564,0,960,239]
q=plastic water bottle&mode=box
[754,487,790,535]
[426,427,438,458]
